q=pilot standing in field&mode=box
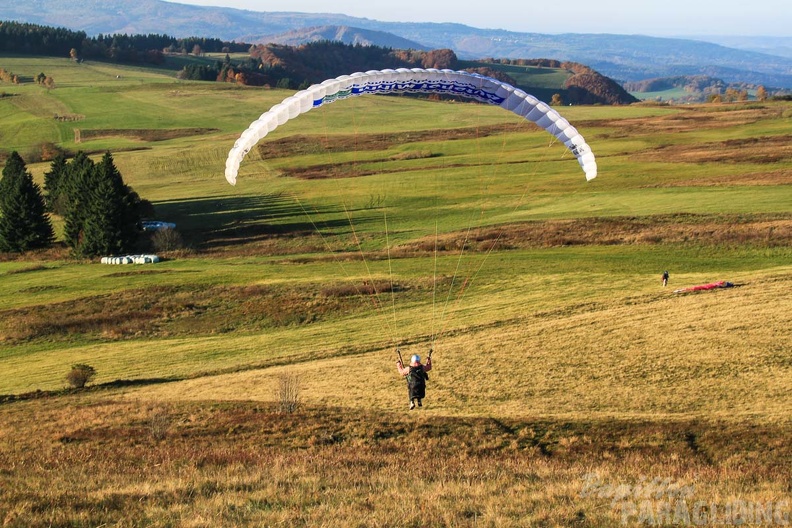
[396,353,432,410]
[662,270,669,287]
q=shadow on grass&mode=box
[153,193,379,250]
[0,377,183,405]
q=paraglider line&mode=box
[290,194,397,344]
[431,217,439,351]
[314,98,399,348]
[433,224,473,343]
[432,111,559,344]
[341,200,399,344]
[383,210,400,342]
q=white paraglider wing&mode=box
[225,68,597,185]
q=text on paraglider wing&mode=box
[313,80,506,108]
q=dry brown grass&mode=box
[396,213,792,252]
[641,168,792,187]
[588,105,784,137]
[77,127,219,142]
[1,396,789,527]
[251,123,530,180]
[187,212,792,260]
[634,135,792,166]
[0,282,388,344]
[255,123,519,159]
[0,244,72,263]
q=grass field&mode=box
[0,56,790,527]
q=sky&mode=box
[171,0,792,37]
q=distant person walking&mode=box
[662,270,669,287]
[396,353,432,410]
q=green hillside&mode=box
[0,56,790,526]
[458,59,572,101]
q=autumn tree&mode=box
[756,86,768,101]
[0,68,18,83]
[0,152,54,252]
[550,93,563,106]
[421,49,457,69]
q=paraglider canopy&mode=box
[225,68,597,185]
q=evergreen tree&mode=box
[100,151,141,249]
[0,152,54,252]
[62,152,95,250]
[79,170,126,256]
[65,152,140,257]
[43,152,68,213]
[0,151,27,200]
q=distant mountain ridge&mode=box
[2,0,791,88]
[688,36,792,60]
[242,26,428,51]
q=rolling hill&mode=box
[2,0,792,89]
[243,25,428,51]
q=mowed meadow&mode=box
[1,56,791,526]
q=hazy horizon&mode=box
[167,0,791,37]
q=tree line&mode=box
[179,40,638,105]
[0,21,248,65]
[252,41,457,85]
[0,151,150,256]
[622,76,774,103]
[177,54,298,87]
[178,41,459,89]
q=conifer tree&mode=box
[62,152,95,250]
[65,151,141,257]
[0,152,54,252]
[100,151,140,251]
[79,168,125,256]
[43,151,68,213]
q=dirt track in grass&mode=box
[77,127,219,142]
[201,213,792,257]
[634,135,792,166]
[255,123,523,156]
[587,105,786,136]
